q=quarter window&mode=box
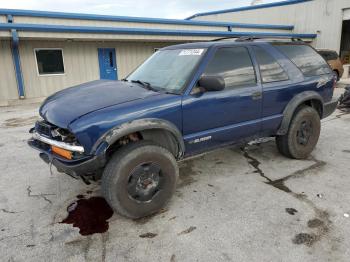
[253,46,289,83]
[274,44,331,76]
[203,47,256,89]
[35,49,64,75]
[318,50,339,61]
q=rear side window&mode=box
[274,44,331,76]
[253,46,289,83]
[203,47,256,89]
[318,50,339,61]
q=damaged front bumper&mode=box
[28,130,106,179]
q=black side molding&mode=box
[322,98,338,119]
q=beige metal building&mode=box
[0,6,317,106]
[188,0,350,61]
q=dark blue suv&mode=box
[29,38,338,218]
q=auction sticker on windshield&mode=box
[179,49,204,56]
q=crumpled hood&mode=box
[39,80,160,128]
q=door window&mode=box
[203,47,256,89]
[253,46,289,83]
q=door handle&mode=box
[251,91,262,100]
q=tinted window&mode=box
[274,44,331,76]
[35,49,64,75]
[203,47,256,89]
[318,50,339,61]
[253,46,289,83]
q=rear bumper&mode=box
[28,137,106,178]
[323,98,338,119]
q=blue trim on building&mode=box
[6,15,25,98]
[186,0,313,20]
[0,23,317,38]
[0,8,294,30]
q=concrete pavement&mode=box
[0,88,349,262]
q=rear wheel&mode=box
[276,106,321,159]
[102,141,178,219]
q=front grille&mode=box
[35,120,55,138]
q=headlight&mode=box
[51,128,77,144]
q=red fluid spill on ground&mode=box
[61,197,114,236]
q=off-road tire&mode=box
[276,106,321,159]
[102,141,178,219]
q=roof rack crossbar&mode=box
[212,35,304,42]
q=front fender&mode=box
[92,118,185,158]
[277,91,324,135]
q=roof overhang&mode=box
[0,23,317,40]
[0,8,294,30]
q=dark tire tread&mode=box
[101,141,178,219]
[276,106,321,159]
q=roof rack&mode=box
[212,35,304,42]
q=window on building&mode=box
[274,44,331,76]
[35,49,65,75]
[203,47,256,89]
[253,46,289,83]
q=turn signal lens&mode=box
[51,145,72,160]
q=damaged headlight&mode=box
[51,128,78,144]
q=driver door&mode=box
[182,46,263,155]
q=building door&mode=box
[98,48,117,80]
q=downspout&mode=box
[7,14,25,99]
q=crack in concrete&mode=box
[26,186,55,204]
[241,147,272,182]
[241,147,326,193]
[266,159,326,193]
[242,146,332,247]
[0,208,22,214]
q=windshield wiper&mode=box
[130,80,158,92]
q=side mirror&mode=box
[198,75,225,92]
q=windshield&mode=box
[126,48,206,94]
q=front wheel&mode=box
[102,141,179,219]
[276,106,321,159]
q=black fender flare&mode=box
[92,118,185,159]
[276,91,324,136]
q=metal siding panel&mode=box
[0,40,18,102]
[0,41,18,102]
[193,0,350,52]
[0,31,10,38]
[13,17,227,32]
[192,4,298,25]
[17,31,218,41]
[115,42,169,79]
[19,40,100,99]
[17,40,176,99]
